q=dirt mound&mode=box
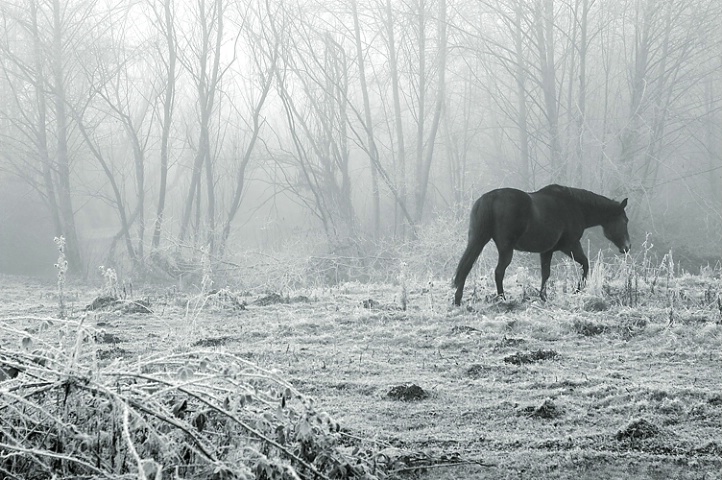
[254,292,284,306]
[121,299,152,314]
[387,383,428,401]
[573,318,606,336]
[616,418,661,440]
[450,325,479,334]
[95,332,122,344]
[85,296,152,314]
[465,364,486,378]
[96,346,130,360]
[192,335,236,348]
[519,398,563,419]
[85,295,119,311]
[498,336,525,347]
[253,293,310,306]
[362,297,403,310]
[504,349,559,365]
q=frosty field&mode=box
[0,271,720,479]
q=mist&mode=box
[0,0,719,281]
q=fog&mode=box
[0,0,719,280]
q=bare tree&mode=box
[177,0,229,254]
[266,3,359,244]
[350,0,381,236]
[413,0,447,222]
[617,0,720,201]
[71,5,160,271]
[0,0,98,274]
[381,0,409,233]
[217,0,278,256]
[149,0,177,252]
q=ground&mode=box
[0,271,720,479]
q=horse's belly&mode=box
[514,228,560,252]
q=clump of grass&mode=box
[586,250,607,297]
[622,258,639,307]
[99,265,120,298]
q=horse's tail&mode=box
[453,196,493,290]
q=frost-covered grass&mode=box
[0,255,720,479]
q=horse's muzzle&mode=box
[620,244,631,254]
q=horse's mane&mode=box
[539,184,617,209]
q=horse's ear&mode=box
[620,198,628,209]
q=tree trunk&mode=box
[535,0,563,183]
[351,0,380,236]
[179,0,224,253]
[152,0,177,251]
[51,0,82,275]
[414,0,426,221]
[384,0,407,236]
[573,0,589,186]
[415,0,447,221]
[30,0,62,236]
[513,0,531,189]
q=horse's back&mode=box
[528,186,585,221]
[480,186,581,252]
[479,187,532,207]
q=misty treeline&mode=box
[0,0,719,278]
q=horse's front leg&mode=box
[563,243,589,293]
[539,251,554,301]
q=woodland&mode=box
[0,0,720,279]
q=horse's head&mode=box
[602,198,631,254]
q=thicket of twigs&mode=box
[0,315,383,480]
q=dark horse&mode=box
[453,184,630,305]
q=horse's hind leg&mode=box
[539,251,554,301]
[453,235,490,306]
[494,245,514,299]
[454,198,492,306]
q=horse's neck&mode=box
[578,199,616,227]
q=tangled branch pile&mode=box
[0,318,382,479]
